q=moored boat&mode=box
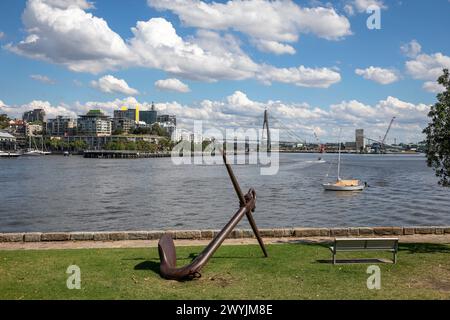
[323,179,365,191]
[322,130,365,192]
[0,150,21,158]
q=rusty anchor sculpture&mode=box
[158,152,268,280]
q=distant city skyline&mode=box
[1,0,450,143]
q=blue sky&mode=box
[0,0,449,142]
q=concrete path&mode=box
[1,234,449,251]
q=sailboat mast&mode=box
[337,130,342,180]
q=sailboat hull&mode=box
[0,152,21,158]
[322,183,365,191]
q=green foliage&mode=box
[132,127,152,135]
[112,128,124,136]
[423,69,450,187]
[104,140,159,152]
[72,140,88,151]
[131,124,169,137]
[0,114,10,129]
[151,123,169,137]
[158,137,174,151]
[45,139,88,152]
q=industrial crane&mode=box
[365,117,397,153]
[380,117,396,153]
[314,132,326,154]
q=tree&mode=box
[0,114,10,129]
[112,128,124,136]
[423,69,450,187]
[151,123,169,137]
[72,140,88,151]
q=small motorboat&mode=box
[306,157,326,164]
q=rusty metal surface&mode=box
[158,152,268,280]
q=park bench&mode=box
[329,238,399,264]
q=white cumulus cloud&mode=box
[352,0,387,13]
[405,52,450,81]
[404,45,450,93]
[355,67,400,85]
[0,100,77,119]
[252,39,296,55]
[259,65,341,88]
[91,75,139,95]
[148,0,352,54]
[423,81,446,93]
[7,0,134,73]
[30,74,55,84]
[39,0,94,9]
[7,1,342,89]
[401,40,422,58]
[155,78,190,93]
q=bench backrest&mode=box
[335,238,398,250]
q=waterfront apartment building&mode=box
[23,109,46,123]
[77,110,111,137]
[46,116,77,136]
[112,117,135,134]
[114,109,138,122]
[356,129,365,152]
[157,114,177,126]
[25,123,43,137]
[0,131,16,150]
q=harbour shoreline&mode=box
[1,226,449,244]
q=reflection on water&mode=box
[0,153,449,232]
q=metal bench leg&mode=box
[393,252,397,264]
[332,252,336,265]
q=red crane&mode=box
[314,132,326,154]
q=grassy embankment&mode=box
[1,243,449,299]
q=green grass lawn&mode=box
[1,242,450,300]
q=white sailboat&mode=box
[22,136,51,156]
[322,131,365,191]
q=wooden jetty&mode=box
[83,150,171,159]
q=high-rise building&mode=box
[23,109,46,123]
[78,110,111,137]
[46,116,77,136]
[356,129,365,152]
[114,109,137,122]
[140,102,158,125]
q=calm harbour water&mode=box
[0,153,449,233]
